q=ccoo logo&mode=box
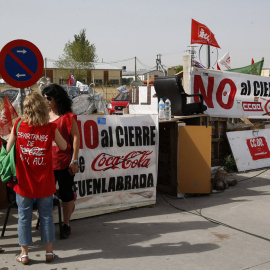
[242,102,263,111]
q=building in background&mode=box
[43,62,122,86]
[122,69,164,84]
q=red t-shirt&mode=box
[13,118,57,198]
[52,112,76,170]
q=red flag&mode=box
[191,19,220,48]
[0,95,18,137]
[68,75,72,86]
[217,62,221,70]
[251,58,255,64]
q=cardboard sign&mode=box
[227,129,270,171]
[69,114,159,220]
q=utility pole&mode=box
[186,46,197,66]
[45,57,47,78]
[156,54,161,70]
[135,56,137,81]
[156,54,167,76]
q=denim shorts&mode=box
[16,193,55,246]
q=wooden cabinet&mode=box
[178,126,211,194]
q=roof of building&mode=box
[122,69,162,76]
[93,63,122,70]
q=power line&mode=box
[101,57,135,64]
[160,51,184,57]
[136,57,154,70]
[45,50,184,70]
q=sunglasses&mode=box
[44,96,52,101]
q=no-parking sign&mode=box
[0,39,43,88]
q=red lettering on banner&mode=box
[194,75,237,110]
[242,102,263,111]
[84,120,99,149]
[246,137,270,160]
[194,75,214,108]
[91,150,153,171]
[216,79,237,109]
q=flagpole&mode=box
[207,45,211,68]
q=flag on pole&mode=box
[218,52,231,69]
[226,59,264,75]
[191,19,220,48]
[251,58,255,64]
[0,95,18,137]
[217,62,221,70]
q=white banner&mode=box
[191,68,270,118]
[70,114,159,219]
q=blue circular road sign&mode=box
[0,39,44,88]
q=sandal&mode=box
[45,252,55,263]
[16,254,29,265]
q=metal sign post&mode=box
[20,88,26,115]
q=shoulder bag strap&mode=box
[16,119,22,136]
[12,119,22,185]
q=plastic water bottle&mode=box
[165,98,171,120]
[158,98,165,120]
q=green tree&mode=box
[175,65,183,73]
[55,29,98,82]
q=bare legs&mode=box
[62,201,74,225]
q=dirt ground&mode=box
[0,84,129,134]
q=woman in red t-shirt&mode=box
[6,92,67,265]
[42,84,80,239]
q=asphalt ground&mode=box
[1,168,270,270]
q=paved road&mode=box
[1,169,270,269]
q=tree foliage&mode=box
[55,29,98,82]
[175,65,183,73]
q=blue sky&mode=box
[1,0,269,71]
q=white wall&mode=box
[129,86,158,115]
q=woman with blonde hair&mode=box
[6,92,67,264]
